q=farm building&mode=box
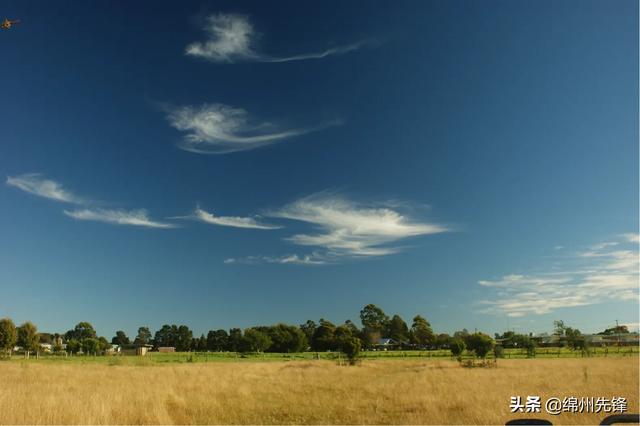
[373,338,401,351]
[157,347,176,353]
[120,343,153,356]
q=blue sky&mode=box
[1,0,638,339]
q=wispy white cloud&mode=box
[64,208,176,229]
[188,207,280,230]
[225,253,326,265]
[166,103,335,154]
[6,174,85,204]
[185,14,366,63]
[266,193,447,259]
[478,234,639,317]
[622,233,640,243]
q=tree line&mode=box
[0,304,612,359]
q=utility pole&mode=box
[615,320,621,347]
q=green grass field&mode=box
[3,346,637,365]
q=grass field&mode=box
[0,356,637,424]
[8,346,638,365]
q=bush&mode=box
[450,338,466,357]
[341,337,361,365]
[466,333,494,358]
[493,344,504,358]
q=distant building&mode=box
[120,343,153,356]
[157,346,176,353]
[532,332,640,347]
[373,338,400,351]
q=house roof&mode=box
[375,338,397,345]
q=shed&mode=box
[120,343,153,356]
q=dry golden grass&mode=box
[0,357,637,424]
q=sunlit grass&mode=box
[0,357,637,424]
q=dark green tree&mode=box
[387,314,409,343]
[135,326,152,344]
[17,321,40,356]
[153,325,174,348]
[299,320,317,347]
[599,325,629,335]
[207,329,229,351]
[111,330,130,346]
[565,327,585,350]
[341,336,361,365]
[228,328,243,352]
[175,325,193,352]
[311,319,337,351]
[410,315,434,348]
[66,322,97,341]
[66,339,81,354]
[81,338,100,355]
[450,338,466,357]
[0,318,17,357]
[258,324,306,353]
[435,333,452,349]
[360,304,389,333]
[98,336,111,353]
[240,328,272,353]
[466,333,494,358]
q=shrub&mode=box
[466,333,494,358]
[493,344,504,358]
[450,338,466,357]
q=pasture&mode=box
[0,356,637,424]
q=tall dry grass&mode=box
[0,357,637,424]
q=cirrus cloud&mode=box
[268,193,447,258]
[185,14,366,63]
[64,208,176,229]
[187,207,281,230]
[166,103,337,154]
[222,193,448,265]
[6,174,85,204]
[478,234,639,317]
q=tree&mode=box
[360,304,389,333]
[553,320,566,336]
[66,339,81,354]
[66,322,97,341]
[465,333,494,358]
[258,324,306,353]
[17,322,40,357]
[599,325,629,335]
[565,327,584,350]
[410,315,434,348]
[135,326,152,344]
[52,338,64,354]
[175,325,193,352]
[228,328,242,352]
[98,336,111,353]
[435,333,452,349]
[0,318,17,357]
[453,329,470,344]
[299,320,317,347]
[207,329,229,351]
[240,328,271,353]
[450,338,466,357]
[341,336,361,365]
[82,338,100,355]
[153,325,174,348]
[387,314,409,344]
[38,333,53,344]
[111,330,130,346]
[311,319,337,351]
